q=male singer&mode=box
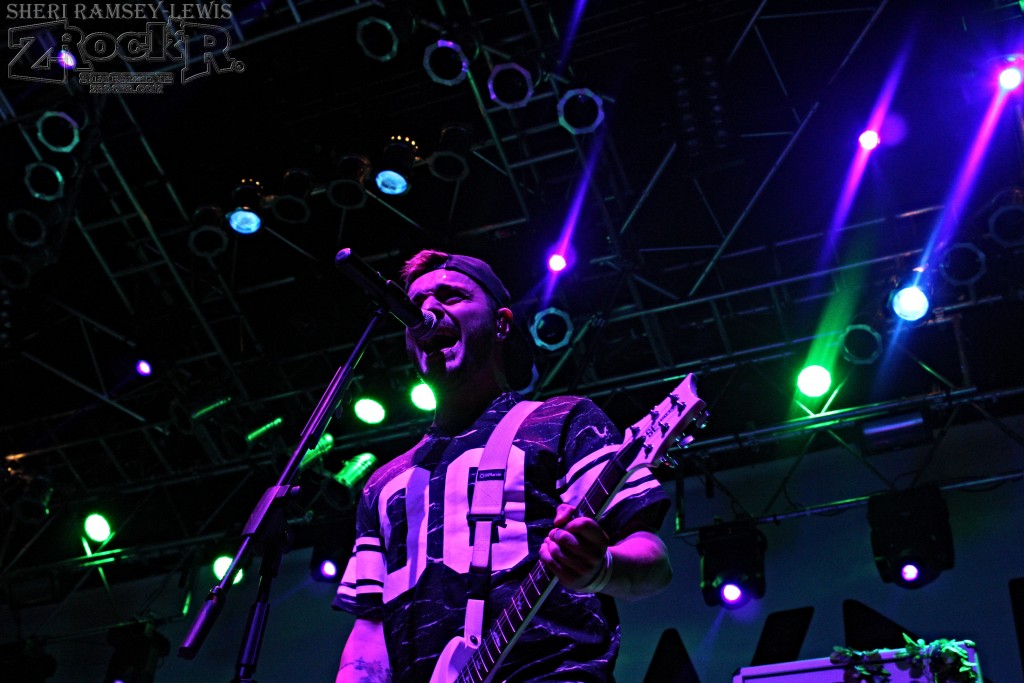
[334,250,672,682]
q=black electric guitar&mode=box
[429,374,708,683]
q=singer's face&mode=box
[406,269,501,392]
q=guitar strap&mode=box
[464,398,542,651]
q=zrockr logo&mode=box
[7,20,244,92]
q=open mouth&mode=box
[419,330,459,355]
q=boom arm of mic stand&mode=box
[177,309,387,668]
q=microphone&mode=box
[335,248,437,339]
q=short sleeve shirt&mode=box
[333,392,669,682]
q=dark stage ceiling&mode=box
[1,0,1023,613]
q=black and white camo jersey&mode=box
[333,391,669,682]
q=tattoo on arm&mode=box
[340,657,392,683]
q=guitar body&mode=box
[431,637,472,683]
[432,636,507,683]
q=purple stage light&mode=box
[57,50,76,69]
[999,65,1022,92]
[135,360,152,376]
[900,563,920,583]
[319,559,338,579]
[720,582,744,605]
[548,254,567,272]
[858,130,880,150]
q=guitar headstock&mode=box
[622,374,708,471]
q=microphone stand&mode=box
[178,308,387,683]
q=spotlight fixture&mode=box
[487,58,540,108]
[423,31,478,86]
[84,512,112,543]
[327,452,379,511]
[7,209,48,249]
[529,307,574,352]
[557,87,605,134]
[306,516,358,583]
[858,129,881,150]
[35,110,80,153]
[188,205,228,258]
[245,416,284,446]
[938,242,986,287]
[888,271,931,323]
[375,136,417,195]
[428,122,473,182]
[410,382,435,411]
[545,244,575,273]
[996,54,1023,91]
[294,433,334,476]
[227,178,264,234]
[169,396,233,433]
[840,323,883,365]
[1000,66,1022,91]
[23,162,64,202]
[698,519,766,608]
[868,486,954,589]
[327,154,372,209]
[354,397,386,424]
[356,5,415,63]
[104,622,170,683]
[796,364,831,398]
[212,554,244,584]
[311,553,341,582]
[859,412,931,454]
[269,168,314,225]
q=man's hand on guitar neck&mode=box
[540,504,673,600]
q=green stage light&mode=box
[411,383,436,411]
[84,513,111,543]
[246,417,283,443]
[299,432,335,470]
[354,397,386,424]
[213,555,244,584]
[797,365,831,398]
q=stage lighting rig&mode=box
[868,486,954,589]
[557,88,605,135]
[698,518,767,609]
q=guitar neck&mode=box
[457,441,644,683]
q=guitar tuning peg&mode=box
[698,410,710,429]
[677,435,696,448]
[658,421,670,435]
[629,424,641,437]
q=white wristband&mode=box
[573,548,613,594]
